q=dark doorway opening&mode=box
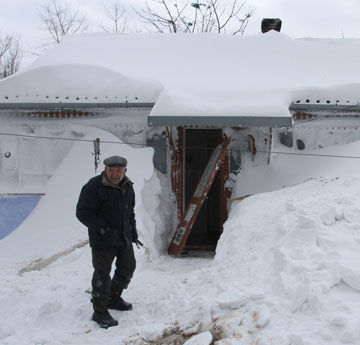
[184,128,223,251]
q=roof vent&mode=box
[261,18,282,33]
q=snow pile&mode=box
[212,147,360,344]
[0,63,162,103]
[2,33,360,118]
[0,123,163,270]
[3,138,360,344]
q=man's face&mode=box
[105,166,127,184]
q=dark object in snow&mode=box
[76,174,137,249]
[76,165,138,325]
[108,296,133,311]
[261,18,282,33]
[279,131,293,148]
[134,239,144,249]
[92,310,118,329]
[93,138,100,173]
[297,139,305,150]
[191,3,201,9]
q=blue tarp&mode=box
[0,195,41,240]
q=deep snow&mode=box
[2,123,360,344]
[2,31,360,345]
[2,33,360,119]
[0,123,160,270]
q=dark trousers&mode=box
[91,245,136,309]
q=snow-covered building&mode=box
[1,31,360,255]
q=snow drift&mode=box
[0,124,162,271]
[2,32,360,119]
[3,136,360,344]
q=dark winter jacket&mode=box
[76,173,138,250]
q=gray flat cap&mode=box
[103,155,127,167]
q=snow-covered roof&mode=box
[2,32,360,126]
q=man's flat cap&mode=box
[103,155,127,167]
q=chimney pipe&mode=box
[261,18,282,33]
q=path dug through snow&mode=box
[5,176,360,345]
[0,245,274,345]
[5,178,360,345]
[0,247,214,345]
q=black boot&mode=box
[108,296,133,311]
[91,297,118,328]
[92,310,118,328]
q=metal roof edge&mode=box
[148,115,292,127]
[0,102,155,111]
[290,103,360,113]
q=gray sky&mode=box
[1,0,360,66]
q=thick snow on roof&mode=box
[1,32,360,119]
[0,64,161,104]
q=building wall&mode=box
[0,117,73,193]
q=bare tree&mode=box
[39,0,89,44]
[0,32,22,79]
[100,2,128,33]
[135,0,253,35]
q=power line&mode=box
[1,131,360,160]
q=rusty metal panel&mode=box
[220,151,230,230]
[167,126,184,218]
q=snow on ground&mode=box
[215,175,360,344]
[3,30,360,345]
[3,125,360,344]
[0,247,212,345]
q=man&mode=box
[76,155,141,328]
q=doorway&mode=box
[184,128,223,250]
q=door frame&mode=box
[168,126,230,250]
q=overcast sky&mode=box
[1,0,360,66]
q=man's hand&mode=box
[134,239,144,249]
[99,227,110,235]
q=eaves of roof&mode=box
[148,115,293,127]
[0,102,293,127]
[290,102,360,113]
[0,102,155,110]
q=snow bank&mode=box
[3,137,360,344]
[2,32,360,118]
[213,141,360,344]
[0,124,161,270]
